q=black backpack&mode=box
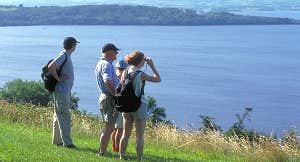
[114,69,145,113]
[41,54,67,93]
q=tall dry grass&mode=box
[0,101,102,138]
[147,124,300,162]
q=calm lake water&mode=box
[0,25,299,135]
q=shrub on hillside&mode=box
[224,107,265,142]
[147,96,168,125]
[0,79,80,109]
[199,107,267,142]
[199,115,222,132]
[0,79,49,106]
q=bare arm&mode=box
[48,61,60,81]
[141,57,161,82]
[104,80,116,95]
[48,60,69,82]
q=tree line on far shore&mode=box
[0,4,299,26]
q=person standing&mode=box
[95,43,120,155]
[48,37,79,148]
[119,51,161,161]
[111,60,128,152]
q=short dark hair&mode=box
[63,37,79,50]
[64,43,76,50]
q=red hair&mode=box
[124,51,145,66]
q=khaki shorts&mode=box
[98,94,118,124]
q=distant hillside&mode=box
[1,0,300,11]
[0,4,299,26]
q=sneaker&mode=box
[65,144,77,149]
[96,149,104,156]
[54,143,63,147]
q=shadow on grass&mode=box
[68,147,198,162]
[76,147,98,154]
[143,154,197,162]
[105,153,199,162]
[75,147,116,157]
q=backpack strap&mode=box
[135,70,145,97]
[125,69,140,81]
[123,68,129,79]
[140,80,145,98]
[125,69,145,98]
[135,70,145,98]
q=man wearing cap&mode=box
[95,43,120,155]
[48,37,79,148]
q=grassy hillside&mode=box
[0,101,299,162]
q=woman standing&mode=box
[119,51,161,161]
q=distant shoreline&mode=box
[0,4,299,26]
[1,24,300,28]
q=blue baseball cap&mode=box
[115,60,128,69]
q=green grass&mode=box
[0,102,299,162]
[0,120,238,162]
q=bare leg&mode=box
[111,129,117,151]
[115,128,123,151]
[98,122,114,155]
[136,119,146,161]
[119,114,133,159]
